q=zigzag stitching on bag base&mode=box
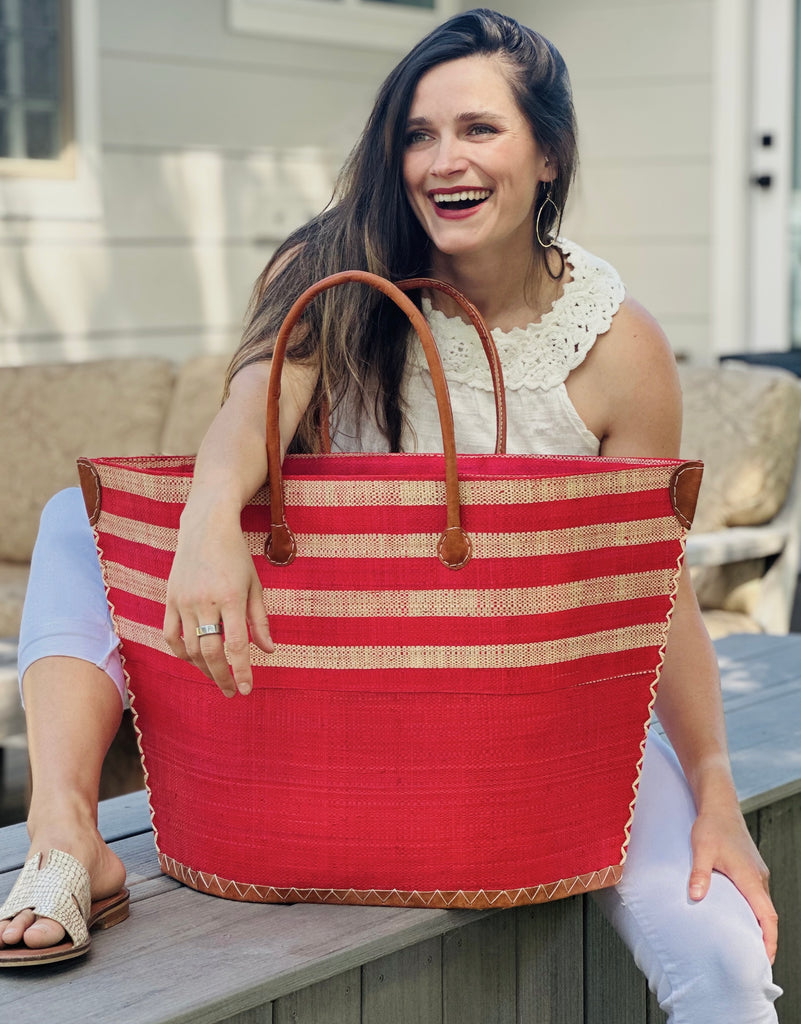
[157,854,623,909]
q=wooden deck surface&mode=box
[1,633,800,1024]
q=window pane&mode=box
[25,108,56,158]
[23,26,59,99]
[0,33,7,95]
[23,0,60,34]
[0,0,65,163]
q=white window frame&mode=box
[228,0,459,53]
[0,0,101,220]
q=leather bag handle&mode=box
[394,277,507,456]
[265,270,506,570]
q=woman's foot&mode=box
[0,822,126,950]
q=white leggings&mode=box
[20,489,781,1023]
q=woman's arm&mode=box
[163,358,317,697]
[570,297,778,963]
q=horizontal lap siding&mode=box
[503,0,715,362]
[1,0,396,366]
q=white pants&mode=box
[20,489,782,1023]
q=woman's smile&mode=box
[429,186,493,217]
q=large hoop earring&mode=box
[535,183,562,249]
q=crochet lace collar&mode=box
[414,239,625,392]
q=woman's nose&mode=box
[429,135,468,177]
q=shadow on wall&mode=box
[1,146,338,366]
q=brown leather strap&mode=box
[395,278,507,455]
[265,270,480,569]
[314,278,506,456]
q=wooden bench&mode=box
[2,633,800,1023]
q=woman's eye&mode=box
[405,130,431,146]
[469,124,498,136]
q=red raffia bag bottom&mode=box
[79,449,702,910]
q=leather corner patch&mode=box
[77,458,102,526]
[670,461,704,530]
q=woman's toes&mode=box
[20,915,67,949]
[0,909,34,946]
[0,909,66,949]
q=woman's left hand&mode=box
[689,806,778,964]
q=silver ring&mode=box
[196,623,223,637]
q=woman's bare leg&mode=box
[0,657,127,949]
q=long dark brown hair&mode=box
[226,8,577,453]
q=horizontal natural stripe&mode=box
[99,512,680,561]
[105,561,168,606]
[96,463,673,509]
[95,463,194,504]
[282,467,674,508]
[115,617,667,671]
[267,568,677,616]
[103,562,676,619]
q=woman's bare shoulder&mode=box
[589,295,683,457]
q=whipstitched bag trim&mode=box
[158,852,624,909]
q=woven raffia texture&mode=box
[86,450,691,909]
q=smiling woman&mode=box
[0,9,783,1022]
[401,56,550,267]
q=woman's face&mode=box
[402,54,553,264]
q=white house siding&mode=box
[1,0,719,367]
[500,0,715,361]
[0,0,399,366]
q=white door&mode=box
[747,0,796,351]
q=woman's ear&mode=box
[542,156,557,183]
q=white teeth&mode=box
[432,189,491,203]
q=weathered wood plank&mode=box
[516,897,583,1024]
[758,794,801,1021]
[716,632,800,664]
[649,635,801,813]
[723,687,801,812]
[219,1009,272,1024]
[583,897,647,1024]
[273,968,360,1024]
[361,935,442,1024]
[442,911,516,1024]
[1,884,493,1024]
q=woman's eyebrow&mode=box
[406,110,506,128]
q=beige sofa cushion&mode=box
[161,354,230,455]
[0,359,175,563]
[700,607,764,641]
[0,562,33,636]
[678,362,801,533]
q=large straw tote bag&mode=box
[78,271,703,910]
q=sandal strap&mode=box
[0,849,91,948]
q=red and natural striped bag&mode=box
[78,271,702,910]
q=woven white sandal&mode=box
[0,849,129,966]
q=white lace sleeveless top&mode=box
[330,239,625,457]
